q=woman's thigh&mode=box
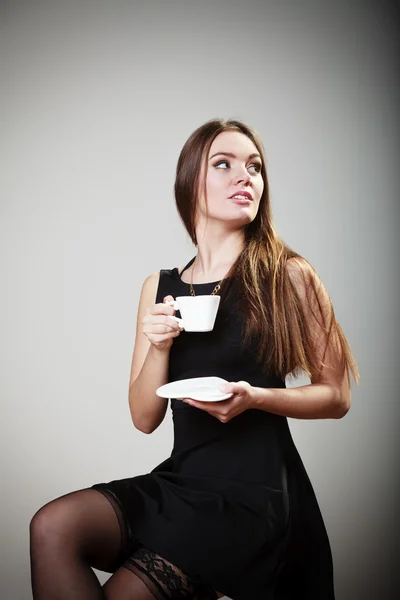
[103,567,224,600]
[102,567,158,600]
[104,545,224,600]
[30,488,125,572]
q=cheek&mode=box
[206,171,224,196]
[203,175,227,210]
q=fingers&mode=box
[141,294,183,349]
[145,329,182,345]
[143,320,181,334]
[141,294,184,350]
[183,400,231,423]
[148,313,179,326]
[149,301,176,316]
[149,304,175,316]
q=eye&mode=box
[214,160,230,169]
[249,163,262,173]
[213,160,262,174]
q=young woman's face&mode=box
[197,130,264,228]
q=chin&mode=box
[231,208,257,222]
[225,215,254,228]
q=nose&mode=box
[232,164,251,185]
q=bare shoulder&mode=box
[136,271,162,317]
[145,270,161,285]
[138,270,160,301]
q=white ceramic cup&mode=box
[165,295,220,332]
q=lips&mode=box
[229,190,253,201]
[230,197,252,205]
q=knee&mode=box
[30,502,68,547]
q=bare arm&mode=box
[128,271,181,434]
[254,258,351,419]
[252,381,349,419]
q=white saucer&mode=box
[156,376,232,402]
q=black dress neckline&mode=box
[174,256,231,287]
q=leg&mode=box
[29,488,128,599]
[104,566,223,600]
[102,567,162,600]
[104,545,222,600]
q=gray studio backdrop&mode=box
[1,1,398,598]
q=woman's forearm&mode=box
[129,345,170,433]
[252,382,350,420]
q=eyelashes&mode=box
[214,160,262,173]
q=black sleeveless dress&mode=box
[91,258,335,600]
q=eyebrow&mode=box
[209,151,262,161]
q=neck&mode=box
[193,229,245,280]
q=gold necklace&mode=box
[189,260,224,297]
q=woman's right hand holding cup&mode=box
[142,295,183,351]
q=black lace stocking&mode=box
[123,546,218,600]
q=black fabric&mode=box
[91,260,335,599]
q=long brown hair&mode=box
[174,118,359,385]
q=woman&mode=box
[30,118,359,600]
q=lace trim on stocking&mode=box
[123,545,218,600]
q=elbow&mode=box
[334,389,351,419]
[130,413,156,435]
[129,392,154,434]
[135,423,155,435]
[130,407,158,434]
[335,403,350,419]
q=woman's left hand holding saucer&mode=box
[182,381,256,422]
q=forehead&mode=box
[208,130,259,157]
